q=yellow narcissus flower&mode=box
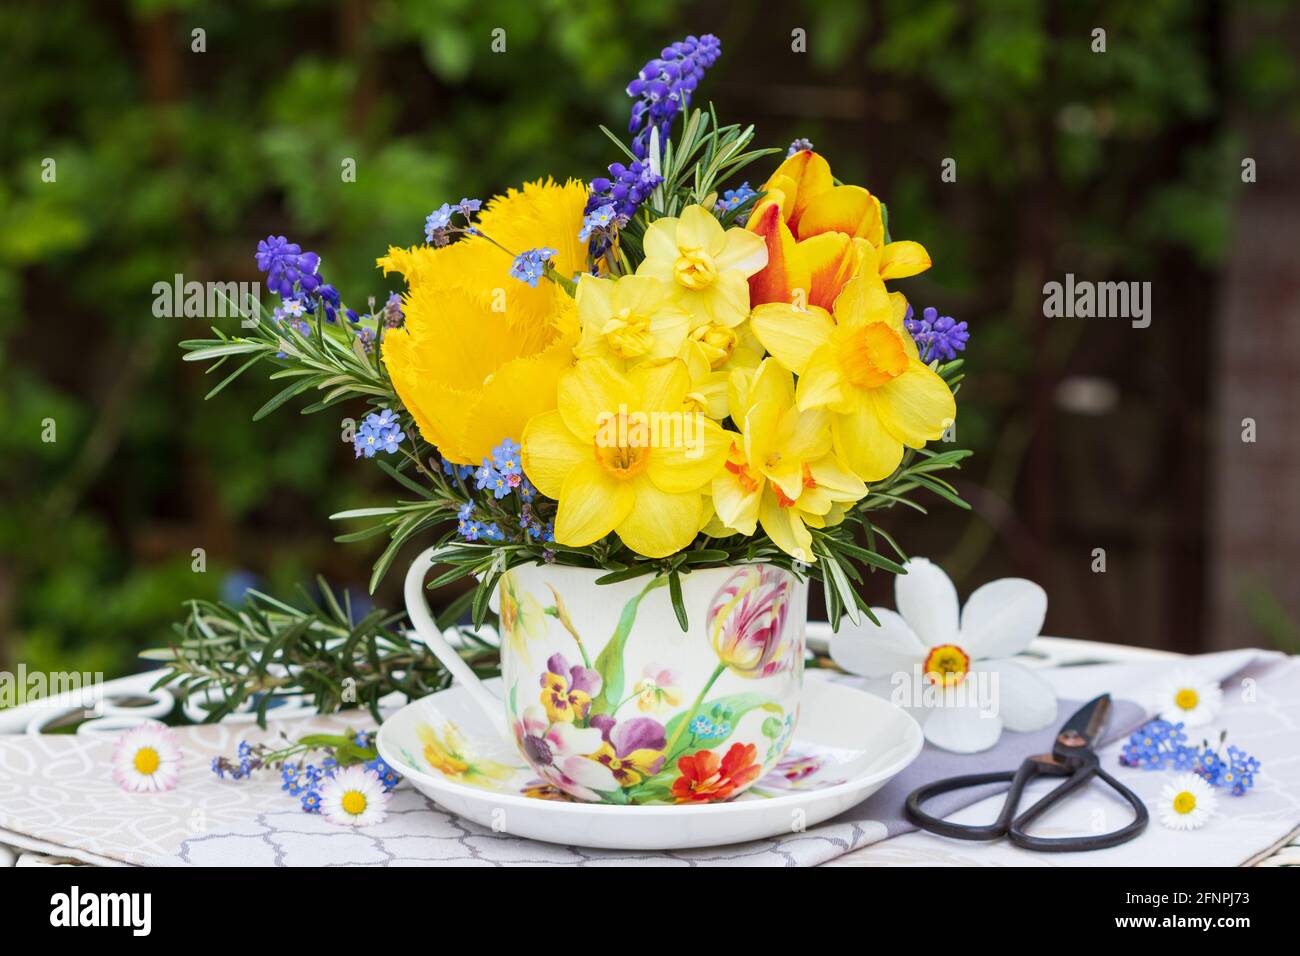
[575,274,690,368]
[677,321,763,421]
[751,276,955,483]
[637,204,767,329]
[379,179,586,465]
[711,359,866,562]
[746,150,931,309]
[521,358,730,558]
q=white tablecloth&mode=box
[0,649,1294,866]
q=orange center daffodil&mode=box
[746,150,932,310]
[711,359,866,562]
[521,358,731,558]
[750,276,956,483]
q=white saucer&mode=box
[377,674,923,850]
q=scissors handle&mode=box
[1008,765,1148,852]
[906,758,1149,851]
[904,761,1041,841]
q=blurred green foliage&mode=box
[1,0,1295,684]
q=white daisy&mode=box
[111,722,182,793]
[319,766,390,827]
[829,557,1058,753]
[1159,773,1217,830]
[1152,669,1223,727]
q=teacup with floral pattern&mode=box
[408,555,806,805]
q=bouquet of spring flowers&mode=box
[181,34,970,633]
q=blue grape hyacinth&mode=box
[905,305,970,362]
[626,34,722,160]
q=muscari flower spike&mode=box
[256,236,321,298]
[905,305,970,362]
[626,34,722,161]
[255,236,346,323]
[787,137,815,157]
[582,34,719,252]
[585,159,662,257]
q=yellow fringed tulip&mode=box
[521,358,731,558]
[637,204,767,328]
[379,178,589,332]
[574,274,690,368]
[380,179,586,464]
[384,278,577,466]
[750,276,955,483]
[711,360,866,562]
[746,150,932,309]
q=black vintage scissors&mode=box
[904,694,1148,852]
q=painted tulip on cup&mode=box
[707,565,797,678]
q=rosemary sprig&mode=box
[142,576,499,727]
[612,105,780,265]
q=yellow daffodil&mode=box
[677,321,762,421]
[750,276,955,483]
[637,204,767,328]
[575,274,690,368]
[521,358,730,558]
[746,150,931,309]
[684,314,763,370]
[711,359,866,561]
[379,179,585,464]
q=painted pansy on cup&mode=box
[182,35,974,804]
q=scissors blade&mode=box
[1056,694,1111,750]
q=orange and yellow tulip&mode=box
[745,150,932,310]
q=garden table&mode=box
[1,630,1295,867]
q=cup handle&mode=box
[404,546,507,734]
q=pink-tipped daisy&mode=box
[319,766,390,827]
[111,722,182,793]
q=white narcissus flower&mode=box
[829,557,1058,753]
[320,766,390,827]
[112,722,183,793]
[1159,773,1217,830]
[1152,668,1223,727]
